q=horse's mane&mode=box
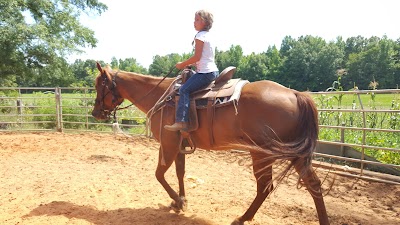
[107,66,175,82]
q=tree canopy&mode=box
[0,0,107,86]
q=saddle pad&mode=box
[195,80,249,107]
[229,80,249,101]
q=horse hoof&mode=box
[231,218,244,225]
[170,197,187,213]
[170,201,181,213]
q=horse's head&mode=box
[91,62,124,120]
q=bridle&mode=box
[97,70,122,121]
[96,66,177,121]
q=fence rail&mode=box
[0,87,147,134]
[1,87,399,184]
[309,89,400,183]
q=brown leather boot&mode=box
[164,122,188,131]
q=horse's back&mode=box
[236,80,301,142]
[240,80,299,115]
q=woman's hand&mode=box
[175,62,186,70]
[175,39,203,70]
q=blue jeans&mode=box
[176,71,219,122]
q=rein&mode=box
[100,66,177,121]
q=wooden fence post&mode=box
[55,87,62,132]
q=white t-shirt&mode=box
[195,31,219,73]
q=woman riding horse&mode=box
[92,62,330,225]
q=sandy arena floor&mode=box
[0,132,399,225]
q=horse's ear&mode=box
[96,62,103,73]
[105,64,113,74]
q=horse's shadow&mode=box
[23,201,215,225]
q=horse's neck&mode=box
[117,72,172,113]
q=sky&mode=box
[69,0,400,68]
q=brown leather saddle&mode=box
[178,66,241,104]
[158,67,249,153]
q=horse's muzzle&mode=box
[91,109,107,120]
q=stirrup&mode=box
[179,131,196,154]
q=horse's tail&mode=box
[253,91,319,190]
[290,91,319,170]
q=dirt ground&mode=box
[0,132,399,225]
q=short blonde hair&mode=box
[195,10,214,31]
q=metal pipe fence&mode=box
[0,87,399,183]
[0,87,147,135]
[309,89,400,184]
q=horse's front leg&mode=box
[155,146,186,212]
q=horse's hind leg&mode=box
[172,152,187,211]
[232,154,275,225]
[294,159,330,225]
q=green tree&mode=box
[265,45,283,82]
[0,0,107,86]
[215,45,243,73]
[149,53,185,76]
[279,36,296,58]
[215,45,244,80]
[279,35,344,91]
[70,59,102,87]
[238,53,268,82]
[312,42,344,90]
[394,38,400,87]
[117,58,147,74]
[16,57,75,87]
[110,57,119,69]
[344,36,397,89]
[344,36,369,62]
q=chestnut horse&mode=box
[91,63,329,225]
